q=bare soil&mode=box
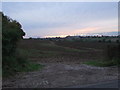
[3,61,118,88]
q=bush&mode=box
[116,40,119,43]
[84,44,120,67]
[104,44,120,66]
[2,12,26,76]
[106,45,120,60]
[2,12,25,57]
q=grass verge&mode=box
[3,49,44,77]
[83,59,120,67]
[14,62,44,72]
[3,60,44,77]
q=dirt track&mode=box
[3,62,118,88]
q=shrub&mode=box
[2,12,26,76]
[116,40,119,43]
[105,44,120,65]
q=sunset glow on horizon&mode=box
[2,2,118,38]
[44,35,68,38]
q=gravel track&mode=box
[3,62,118,88]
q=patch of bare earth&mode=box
[3,58,118,88]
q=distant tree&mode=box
[29,37,32,39]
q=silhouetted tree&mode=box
[2,12,25,57]
[29,37,32,39]
[2,12,25,75]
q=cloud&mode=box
[74,27,100,33]
[2,2,118,37]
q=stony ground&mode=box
[3,61,118,88]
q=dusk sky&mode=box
[2,2,118,38]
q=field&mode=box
[3,39,119,88]
[18,39,118,64]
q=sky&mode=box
[2,2,118,38]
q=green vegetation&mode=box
[2,12,43,77]
[20,63,44,72]
[83,59,120,67]
[83,44,120,67]
[3,61,44,77]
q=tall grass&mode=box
[84,44,120,67]
[3,49,44,77]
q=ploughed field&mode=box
[18,39,118,63]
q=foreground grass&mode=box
[3,48,45,77]
[3,62,44,77]
[15,62,44,72]
[83,59,120,67]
